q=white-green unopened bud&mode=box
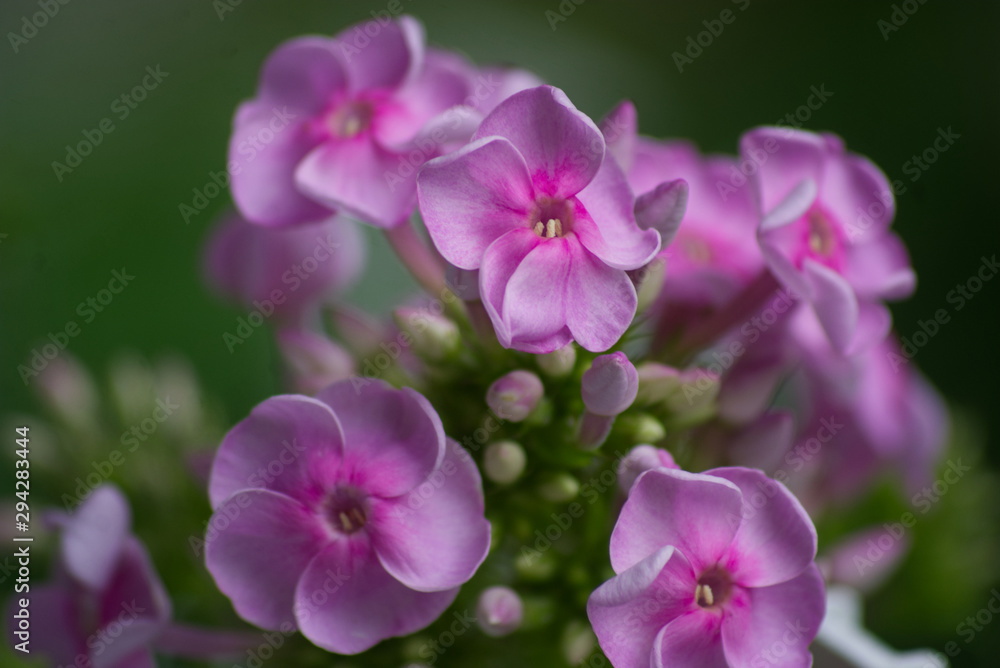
[538,473,579,503]
[635,257,667,314]
[536,343,576,378]
[562,620,597,666]
[393,307,460,360]
[483,440,526,484]
[618,413,667,445]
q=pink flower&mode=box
[204,380,491,654]
[741,128,915,353]
[203,210,365,325]
[228,16,477,228]
[588,467,824,668]
[617,444,680,494]
[418,86,662,353]
[10,486,171,668]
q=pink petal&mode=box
[208,395,345,508]
[228,102,332,227]
[95,538,171,667]
[293,539,458,655]
[295,137,416,228]
[317,380,445,498]
[479,228,543,347]
[634,179,688,246]
[6,582,84,665]
[575,157,661,270]
[255,37,346,115]
[652,611,729,668]
[844,233,916,301]
[741,127,827,216]
[588,546,697,668]
[610,469,742,574]
[335,15,423,93]
[371,439,490,591]
[502,237,572,347]
[475,85,604,199]
[803,259,859,354]
[382,48,475,147]
[565,241,638,352]
[720,564,826,668]
[707,468,817,588]
[62,485,130,591]
[600,100,638,175]
[418,137,535,270]
[820,151,895,237]
[205,489,326,630]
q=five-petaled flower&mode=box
[205,380,491,654]
[588,467,825,668]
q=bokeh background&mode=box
[2,0,998,666]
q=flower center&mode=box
[695,566,733,610]
[806,209,837,257]
[530,198,574,239]
[323,486,368,535]
[329,100,374,139]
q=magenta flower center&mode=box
[329,100,375,139]
[694,566,733,610]
[530,197,574,239]
[322,486,369,535]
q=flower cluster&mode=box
[14,12,955,668]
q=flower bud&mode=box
[581,352,638,417]
[634,257,667,314]
[562,620,597,666]
[538,473,579,503]
[277,329,354,395]
[617,413,667,445]
[617,445,679,493]
[486,371,544,422]
[392,308,460,361]
[483,441,527,484]
[35,355,99,433]
[476,586,524,637]
[536,343,576,378]
[635,362,682,405]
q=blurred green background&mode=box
[2,0,999,666]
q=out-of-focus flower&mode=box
[602,102,763,343]
[419,86,664,352]
[205,380,490,654]
[588,467,824,668]
[9,485,171,667]
[815,586,947,668]
[276,328,355,394]
[818,526,911,594]
[616,444,680,494]
[203,210,364,325]
[486,370,544,422]
[228,16,482,228]
[34,353,100,434]
[741,127,915,353]
[773,310,948,508]
[476,586,524,637]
